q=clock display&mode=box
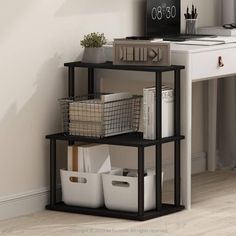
[151,4,177,20]
[147,0,180,37]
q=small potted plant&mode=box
[81,32,107,63]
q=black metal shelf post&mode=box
[68,66,75,146]
[46,62,185,221]
[138,146,145,216]
[68,67,75,97]
[49,139,56,207]
[88,67,94,94]
[155,71,162,211]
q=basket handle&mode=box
[112,180,130,188]
[69,176,87,184]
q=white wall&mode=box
[0,0,219,219]
[181,0,220,29]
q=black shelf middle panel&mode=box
[46,132,185,147]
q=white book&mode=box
[150,88,155,140]
[67,146,73,171]
[83,144,111,173]
[143,87,154,139]
[162,89,174,138]
[142,87,151,139]
[143,89,149,139]
[145,88,153,139]
[143,86,174,140]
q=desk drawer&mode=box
[191,47,236,80]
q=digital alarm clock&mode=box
[146,0,181,37]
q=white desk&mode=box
[171,43,236,209]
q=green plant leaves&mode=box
[80,32,107,48]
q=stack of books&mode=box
[69,99,103,137]
[143,85,174,140]
[69,93,133,137]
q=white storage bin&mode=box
[60,169,104,208]
[102,169,162,212]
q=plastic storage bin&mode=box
[60,169,104,208]
[102,169,162,212]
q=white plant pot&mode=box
[82,47,106,64]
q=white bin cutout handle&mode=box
[112,180,130,188]
[69,176,87,184]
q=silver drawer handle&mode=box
[218,56,224,67]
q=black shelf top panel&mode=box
[64,61,185,72]
[45,132,185,147]
[46,202,185,221]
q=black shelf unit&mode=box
[46,61,185,221]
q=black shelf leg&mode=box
[68,67,75,145]
[155,71,162,211]
[174,70,181,206]
[88,68,94,94]
[138,146,144,216]
[68,67,75,97]
[50,139,57,207]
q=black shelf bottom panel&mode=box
[46,202,185,221]
[46,132,185,147]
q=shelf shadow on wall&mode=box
[0,55,67,190]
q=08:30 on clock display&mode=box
[147,0,181,37]
[151,3,177,20]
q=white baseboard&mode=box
[191,152,207,174]
[0,152,206,220]
[0,188,49,221]
[163,152,207,181]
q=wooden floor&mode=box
[0,170,236,236]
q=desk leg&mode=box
[174,70,181,206]
[208,79,218,171]
[50,139,57,206]
[180,62,192,210]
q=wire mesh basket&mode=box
[59,93,142,138]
